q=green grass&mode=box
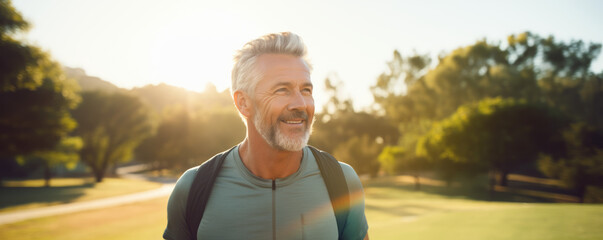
[0,178,162,213]
[0,197,168,240]
[1,175,601,240]
[365,183,603,240]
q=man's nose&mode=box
[287,90,309,111]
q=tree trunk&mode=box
[498,170,509,186]
[96,155,111,183]
[488,170,496,201]
[413,174,421,191]
[577,184,586,203]
[91,165,104,183]
[44,162,52,187]
[110,163,118,177]
[94,169,104,183]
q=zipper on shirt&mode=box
[272,179,276,240]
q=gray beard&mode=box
[253,109,312,151]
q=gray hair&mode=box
[231,32,312,96]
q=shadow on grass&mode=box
[0,183,95,210]
[365,174,577,203]
[365,202,448,219]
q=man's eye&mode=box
[275,88,287,93]
[302,88,312,94]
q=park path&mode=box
[0,165,177,225]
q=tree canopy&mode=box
[538,122,603,202]
[372,32,601,125]
[72,91,151,182]
[416,98,567,186]
[311,77,398,177]
[0,0,79,180]
[135,85,245,171]
[371,32,602,195]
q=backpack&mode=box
[184,146,350,240]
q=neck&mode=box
[238,133,303,180]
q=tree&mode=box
[72,91,151,182]
[378,146,428,190]
[190,107,245,164]
[373,32,600,188]
[17,137,82,187]
[371,50,434,123]
[311,77,398,153]
[538,123,603,202]
[372,32,600,127]
[136,107,190,172]
[416,98,567,188]
[311,77,398,176]
[0,0,80,180]
[0,0,79,156]
[415,131,479,187]
[333,135,383,177]
[135,86,246,171]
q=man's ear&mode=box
[234,90,252,118]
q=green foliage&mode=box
[72,91,152,182]
[333,135,383,177]
[373,32,601,189]
[16,137,83,187]
[371,51,435,123]
[378,146,406,175]
[191,106,245,162]
[372,31,600,125]
[311,77,398,176]
[538,123,603,202]
[135,87,245,171]
[0,0,29,36]
[0,69,80,157]
[312,77,398,154]
[417,98,567,185]
[378,146,428,176]
[0,0,80,179]
[136,107,189,171]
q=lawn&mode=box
[0,178,162,213]
[364,180,603,240]
[1,175,601,240]
[0,197,168,240]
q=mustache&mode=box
[278,110,308,121]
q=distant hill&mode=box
[63,67,233,115]
[131,83,233,114]
[64,67,121,93]
[130,83,200,113]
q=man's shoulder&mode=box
[336,161,363,188]
[172,166,200,193]
[336,161,358,177]
[306,146,363,189]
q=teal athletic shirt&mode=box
[164,146,369,240]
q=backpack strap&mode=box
[185,146,235,240]
[185,146,350,240]
[309,146,350,240]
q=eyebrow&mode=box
[272,82,313,89]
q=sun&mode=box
[148,9,255,93]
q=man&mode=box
[164,32,369,240]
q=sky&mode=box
[11,0,603,111]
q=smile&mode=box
[283,120,304,124]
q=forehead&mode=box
[254,54,311,88]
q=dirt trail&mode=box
[0,164,177,225]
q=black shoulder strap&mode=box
[309,146,350,240]
[185,146,350,240]
[185,146,235,240]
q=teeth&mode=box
[285,120,302,124]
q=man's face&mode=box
[250,54,314,151]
